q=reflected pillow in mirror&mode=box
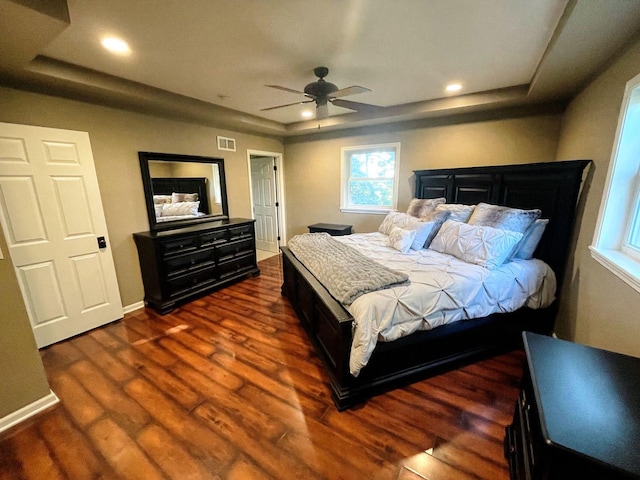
[153,194,172,204]
[161,201,200,216]
[154,204,163,218]
[172,192,199,203]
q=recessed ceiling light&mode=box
[446,83,462,93]
[301,110,313,118]
[101,37,130,55]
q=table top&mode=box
[308,223,352,230]
[523,332,640,476]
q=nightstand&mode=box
[308,223,352,236]
[505,332,640,479]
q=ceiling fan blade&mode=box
[329,85,371,99]
[316,103,329,120]
[331,98,382,113]
[265,85,305,95]
[261,99,314,111]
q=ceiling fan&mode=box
[261,66,381,120]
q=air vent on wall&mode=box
[217,136,236,152]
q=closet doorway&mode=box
[247,151,285,258]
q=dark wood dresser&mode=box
[133,218,259,314]
[505,332,640,480]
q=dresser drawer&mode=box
[166,266,217,297]
[229,224,254,241]
[200,230,228,247]
[217,239,254,262]
[160,235,198,256]
[218,252,256,280]
[163,247,216,276]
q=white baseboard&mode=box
[0,391,59,434]
[123,301,145,315]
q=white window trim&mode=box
[340,142,401,214]
[590,70,640,294]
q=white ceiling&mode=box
[2,0,640,136]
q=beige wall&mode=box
[554,36,640,357]
[0,87,283,308]
[0,228,51,418]
[283,113,562,237]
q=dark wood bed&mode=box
[281,160,590,410]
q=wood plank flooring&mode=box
[0,254,524,479]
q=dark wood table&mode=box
[505,331,640,479]
[307,223,352,236]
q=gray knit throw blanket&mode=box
[287,233,409,306]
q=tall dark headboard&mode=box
[151,177,211,214]
[414,160,591,289]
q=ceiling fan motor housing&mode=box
[304,79,338,100]
[263,66,375,118]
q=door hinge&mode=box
[275,202,279,207]
[273,165,277,171]
[277,236,281,241]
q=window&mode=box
[590,72,640,293]
[340,143,400,214]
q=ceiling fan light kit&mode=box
[262,66,379,120]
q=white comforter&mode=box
[334,232,556,376]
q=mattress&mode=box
[334,232,556,376]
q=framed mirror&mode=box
[139,151,229,231]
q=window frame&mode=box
[590,71,640,293]
[340,142,401,214]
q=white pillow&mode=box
[386,226,416,253]
[409,221,435,250]
[379,212,434,249]
[154,204,163,218]
[430,220,523,269]
[512,218,549,260]
[434,203,476,222]
[378,211,399,235]
[161,201,200,217]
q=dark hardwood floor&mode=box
[0,254,524,479]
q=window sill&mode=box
[589,246,640,294]
[340,208,391,215]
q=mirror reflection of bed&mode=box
[149,160,223,222]
[138,151,229,231]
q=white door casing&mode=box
[250,156,279,253]
[0,122,122,348]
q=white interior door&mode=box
[250,156,279,253]
[0,122,122,348]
